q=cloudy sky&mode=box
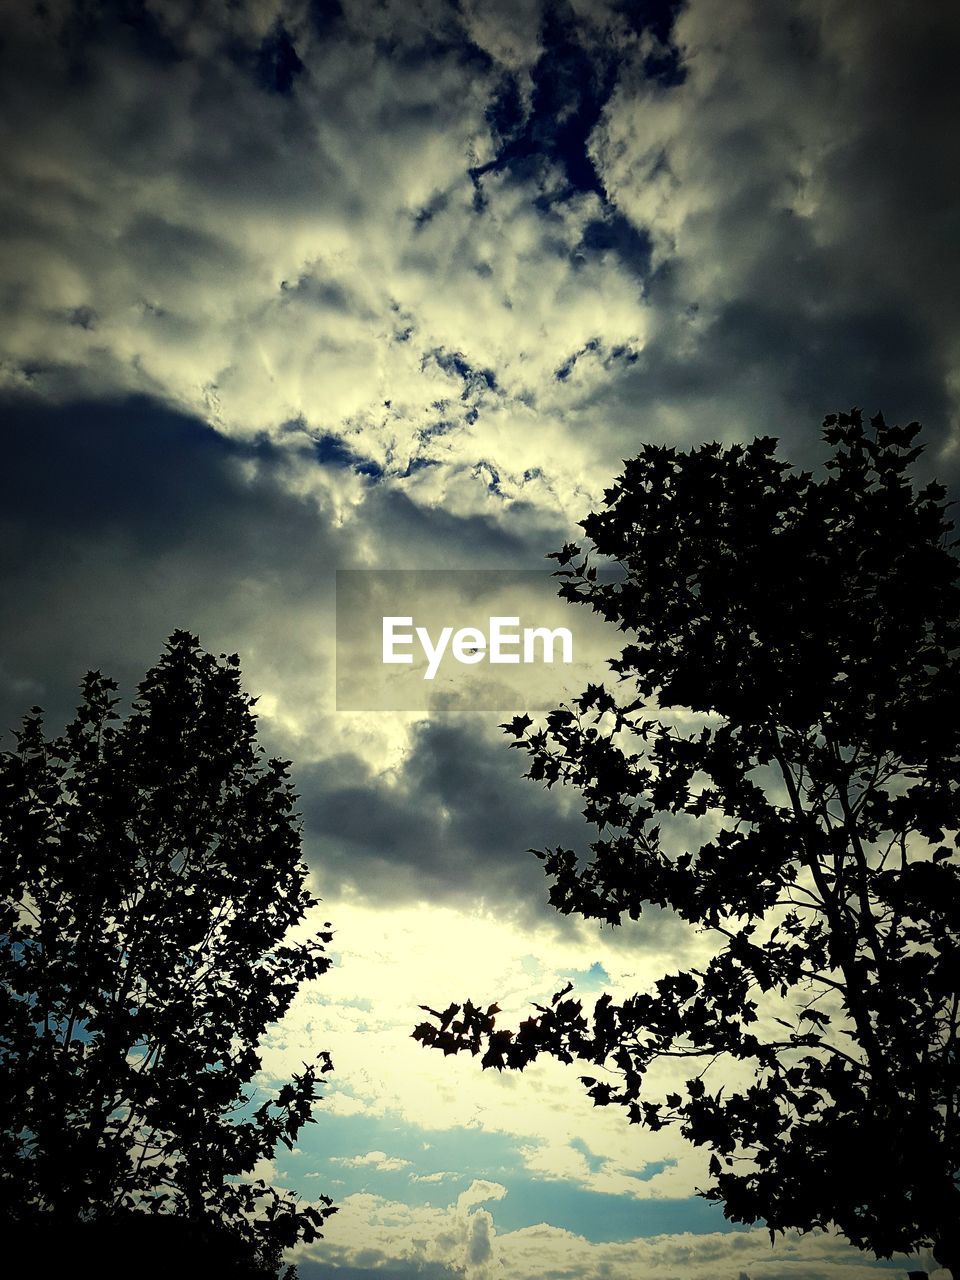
[3,0,959,1276]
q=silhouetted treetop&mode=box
[415,411,960,1276]
[1,631,335,1277]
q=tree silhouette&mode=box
[0,632,335,1277]
[415,412,960,1275]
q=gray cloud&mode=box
[300,714,593,916]
[298,709,689,958]
[588,0,960,473]
[0,391,561,750]
[0,393,336,734]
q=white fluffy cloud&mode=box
[332,1151,413,1173]
[295,1180,506,1279]
[0,0,651,522]
[297,1188,910,1280]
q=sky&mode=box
[2,0,960,1276]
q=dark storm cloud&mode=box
[0,392,562,748]
[300,714,594,915]
[587,0,960,476]
[0,394,302,554]
[0,393,340,735]
[583,286,953,472]
[297,711,686,953]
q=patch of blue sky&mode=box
[279,1111,748,1243]
[490,1182,744,1240]
[560,1137,678,1188]
[565,1134,669,1182]
[562,961,610,992]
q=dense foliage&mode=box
[0,631,335,1276]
